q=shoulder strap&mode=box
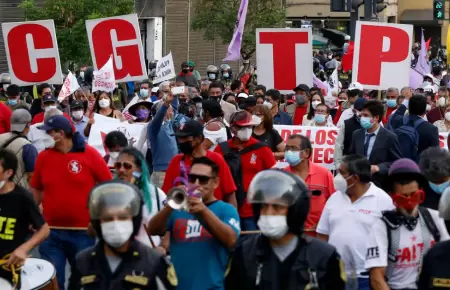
[418,206,441,242]
[382,219,400,281]
[155,185,161,212]
[1,135,23,150]
[239,142,268,155]
[413,118,426,129]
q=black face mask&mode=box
[179,141,194,155]
[209,96,220,102]
[182,68,190,73]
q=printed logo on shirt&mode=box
[366,247,380,259]
[228,218,240,232]
[395,236,436,269]
[173,219,213,242]
[250,153,257,165]
[0,216,16,240]
[359,209,372,215]
[68,160,82,174]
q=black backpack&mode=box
[219,141,268,209]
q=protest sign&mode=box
[88,113,145,156]
[352,21,413,90]
[256,28,312,93]
[86,14,147,82]
[92,56,116,93]
[153,52,176,84]
[2,20,63,86]
[58,72,80,102]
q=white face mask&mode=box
[312,100,321,110]
[445,112,450,122]
[257,215,289,239]
[45,105,57,112]
[80,71,85,80]
[438,97,447,107]
[109,152,120,159]
[72,110,84,120]
[263,101,273,110]
[426,104,432,112]
[101,220,133,248]
[334,173,348,194]
[43,133,56,148]
[236,127,253,141]
[99,99,110,108]
[208,73,216,80]
[0,180,5,189]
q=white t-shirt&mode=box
[337,107,354,128]
[316,183,395,276]
[135,186,167,247]
[27,122,49,153]
[203,127,227,151]
[364,208,450,289]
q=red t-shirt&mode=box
[293,105,308,125]
[30,144,112,228]
[382,107,396,125]
[0,102,12,134]
[162,151,237,200]
[31,111,76,131]
[333,105,343,125]
[214,137,276,217]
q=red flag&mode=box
[426,38,431,51]
[341,41,354,72]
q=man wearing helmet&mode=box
[225,169,346,290]
[207,65,220,81]
[72,181,178,290]
[220,64,233,87]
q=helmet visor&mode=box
[89,182,141,220]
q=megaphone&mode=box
[167,187,188,210]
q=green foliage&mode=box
[191,0,285,60]
[19,0,135,68]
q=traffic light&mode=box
[374,0,387,13]
[434,0,445,20]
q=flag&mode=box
[223,0,249,61]
[313,74,328,93]
[425,38,431,51]
[410,68,424,89]
[416,28,430,76]
[328,68,339,92]
[58,71,80,102]
[341,41,354,72]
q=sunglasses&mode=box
[188,173,213,185]
[114,162,134,170]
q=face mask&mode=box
[426,104,432,112]
[109,152,120,159]
[429,181,450,195]
[72,110,84,120]
[45,105,57,112]
[139,89,149,98]
[101,220,133,248]
[43,133,56,148]
[314,114,326,124]
[438,97,447,107]
[209,96,220,102]
[285,150,302,166]
[263,101,272,110]
[392,190,424,211]
[223,73,229,78]
[182,68,190,73]
[208,73,216,80]
[360,116,374,129]
[179,141,194,155]
[257,215,289,239]
[295,95,306,105]
[334,174,348,194]
[236,127,252,141]
[136,109,150,120]
[312,101,321,110]
[7,99,18,106]
[99,99,110,108]
[386,99,397,108]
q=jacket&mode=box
[70,240,177,290]
[418,240,450,289]
[0,132,31,189]
[225,235,346,290]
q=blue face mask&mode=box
[7,99,18,106]
[360,116,374,129]
[314,114,326,124]
[223,73,229,78]
[386,99,397,108]
[285,150,302,166]
[429,180,450,195]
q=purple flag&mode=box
[223,0,249,61]
[313,74,328,93]
[416,28,430,76]
[409,68,423,89]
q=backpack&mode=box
[219,141,268,209]
[393,115,425,162]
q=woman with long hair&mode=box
[84,91,124,137]
[303,91,327,126]
[252,104,285,160]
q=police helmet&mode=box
[247,169,310,235]
[206,65,219,74]
[0,73,11,84]
[89,180,143,238]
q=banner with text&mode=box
[88,113,145,156]
[153,52,176,84]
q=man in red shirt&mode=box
[30,115,112,289]
[283,134,335,237]
[31,94,72,125]
[162,119,237,207]
[280,84,310,125]
[0,102,11,134]
[214,111,276,230]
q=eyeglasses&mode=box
[114,162,134,170]
[188,173,213,185]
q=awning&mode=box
[400,9,438,25]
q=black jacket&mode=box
[225,234,346,290]
[70,240,177,290]
[408,115,440,157]
[418,240,450,289]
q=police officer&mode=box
[206,65,219,81]
[417,187,450,289]
[70,181,178,290]
[225,169,346,290]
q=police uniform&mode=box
[71,240,177,290]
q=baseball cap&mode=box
[230,110,261,127]
[237,92,249,99]
[172,120,204,138]
[348,82,363,91]
[293,84,310,92]
[70,100,84,110]
[10,108,32,132]
[151,87,159,93]
[38,115,73,133]
[42,94,57,104]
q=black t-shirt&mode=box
[252,129,283,152]
[0,185,45,257]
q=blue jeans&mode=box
[345,277,371,290]
[39,230,94,289]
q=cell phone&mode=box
[171,86,185,95]
[311,190,322,196]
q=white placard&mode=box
[153,52,176,84]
